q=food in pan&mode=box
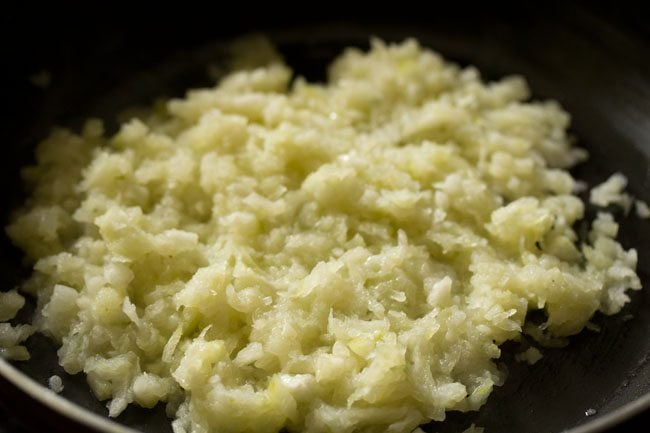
[2,38,643,433]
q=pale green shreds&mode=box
[2,38,642,433]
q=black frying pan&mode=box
[0,3,649,432]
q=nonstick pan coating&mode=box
[0,3,648,432]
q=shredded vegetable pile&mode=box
[1,39,642,433]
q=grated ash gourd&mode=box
[4,39,641,433]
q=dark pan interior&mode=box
[1,4,649,433]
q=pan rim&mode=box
[0,358,135,433]
[1,356,648,433]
